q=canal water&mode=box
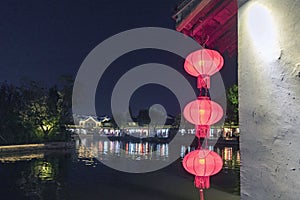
[0,139,240,200]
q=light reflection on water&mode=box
[76,139,240,196]
[0,139,240,199]
[77,138,240,170]
[78,138,170,162]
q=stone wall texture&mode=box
[239,0,300,199]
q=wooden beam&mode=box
[176,0,215,32]
[206,14,237,47]
[209,28,237,48]
[191,0,233,36]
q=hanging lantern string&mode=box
[205,87,209,97]
[203,137,208,149]
[202,35,210,48]
[183,48,224,200]
[199,189,205,200]
[197,136,207,150]
[199,87,208,97]
[205,127,209,148]
[196,127,209,149]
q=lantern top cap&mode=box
[197,96,210,100]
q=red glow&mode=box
[184,49,224,77]
[183,97,223,126]
[182,149,223,189]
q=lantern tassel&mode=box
[197,75,210,90]
[195,125,210,138]
[194,176,210,189]
[199,189,205,200]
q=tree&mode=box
[173,113,193,129]
[226,84,239,125]
[0,78,73,144]
[19,82,62,139]
[0,82,29,144]
[137,109,150,126]
[57,75,74,126]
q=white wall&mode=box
[239,0,300,199]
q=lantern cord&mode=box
[199,189,205,200]
[202,35,210,48]
[196,136,201,149]
[202,137,208,149]
[205,129,209,148]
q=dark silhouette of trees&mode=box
[0,82,27,144]
[0,78,73,145]
[137,109,151,126]
[226,84,239,125]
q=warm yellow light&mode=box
[246,3,280,62]
[199,109,205,115]
[198,60,205,66]
[34,161,54,181]
[199,158,205,164]
[42,124,52,130]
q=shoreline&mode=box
[0,141,75,154]
[80,134,240,146]
[0,135,239,154]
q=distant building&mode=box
[78,116,102,129]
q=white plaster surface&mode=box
[239,0,300,199]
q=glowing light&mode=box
[42,125,51,130]
[199,158,205,164]
[247,3,280,61]
[34,161,55,181]
[184,49,224,77]
[183,97,223,126]
[182,149,223,189]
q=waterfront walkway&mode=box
[0,142,74,153]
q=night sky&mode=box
[0,0,237,116]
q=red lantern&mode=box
[184,49,224,89]
[182,48,224,200]
[182,149,223,189]
[183,97,223,126]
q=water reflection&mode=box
[77,138,240,170]
[0,153,44,163]
[33,161,55,181]
[223,147,241,169]
[76,139,240,195]
[16,156,62,199]
[0,140,240,199]
[77,138,170,165]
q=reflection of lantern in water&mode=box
[223,147,233,161]
[236,150,241,166]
